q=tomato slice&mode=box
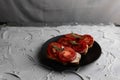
[47,42,62,60]
[57,37,73,47]
[72,40,88,54]
[65,33,82,40]
[58,47,76,63]
[82,34,94,48]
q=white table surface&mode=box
[0,24,120,80]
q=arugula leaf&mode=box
[70,41,78,45]
[71,33,81,38]
[53,46,62,51]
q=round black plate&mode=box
[39,35,102,72]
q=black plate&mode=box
[39,35,102,72]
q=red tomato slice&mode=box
[82,34,94,47]
[58,47,76,62]
[65,33,81,40]
[57,37,73,47]
[47,42,62,60]
[72,40,88,54]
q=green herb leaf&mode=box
[71,33,81,38]
[53,46,62,51]
[70,41,78,45]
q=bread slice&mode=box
[70,52,81,64]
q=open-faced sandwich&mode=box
[47,33,94,65]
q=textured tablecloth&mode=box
[0,24,120,80]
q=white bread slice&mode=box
[70,52,81,64]
[82,45,88,55]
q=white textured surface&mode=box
[0,24,120,80]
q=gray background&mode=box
[0,0,120,25]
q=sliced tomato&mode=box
[57,37,73,47]
[47,42,62,60]
[72,40,88,54]
[65,33,81,40]
[82,34,94,47]
[58,47,76,62]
